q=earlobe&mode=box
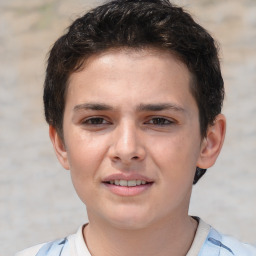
[49,126,70,170]
[197,114,226,169]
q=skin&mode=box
[50,48,226,256]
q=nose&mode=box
[108,120,146,165]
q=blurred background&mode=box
[0,0,256,255]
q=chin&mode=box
[110,217,152,230]
[103,206,155,230]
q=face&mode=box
[52,48,210,229]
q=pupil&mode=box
[154,118,164,124]
[92,118,102,124]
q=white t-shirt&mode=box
[16,218,256,256]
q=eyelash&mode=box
[145,117,174,126]
[82,117,110,125]
[82,116,174,127]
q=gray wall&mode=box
[1,0,256,255]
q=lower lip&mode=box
[103,183,153,196]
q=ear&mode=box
[197,114,226,169]
[49,126,70,170]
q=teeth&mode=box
[119,180,128,186]
[127,180,137,187]
[109,180,148,186]
[136,180,142,185]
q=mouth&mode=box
[103,179,152,187]
[102,175,154,196]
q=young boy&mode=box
[16,0,256,255]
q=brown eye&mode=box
[83,117,108,125]
[149,117,172,126]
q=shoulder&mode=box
[15,243,46,256]
[15,225,89,256]
[220,234,256,256]
[200,226,256,256]
[15,238,69,256]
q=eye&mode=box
[82,117,110,125]
[146,117,173,126]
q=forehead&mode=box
[66,48,195,111]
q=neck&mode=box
[83,214,198,256]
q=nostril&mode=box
[113,156,120,162]
[132,156,139,160]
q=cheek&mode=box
[150,135,199,212]
[65,132,108,181]
[150,133,201,179]
[66,137,104,205]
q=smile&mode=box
[107,180,148,186]
[102,174,154,196]
[103,176,153,196]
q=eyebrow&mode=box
[73,102,185,113]
[136,103,185,112]
[73,103,114,112]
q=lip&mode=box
[102,173,154,197]
[102,173,154,183]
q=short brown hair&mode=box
[44,0,224,183]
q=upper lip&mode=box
[102,173,154,183]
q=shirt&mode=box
[16,218,256,256]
